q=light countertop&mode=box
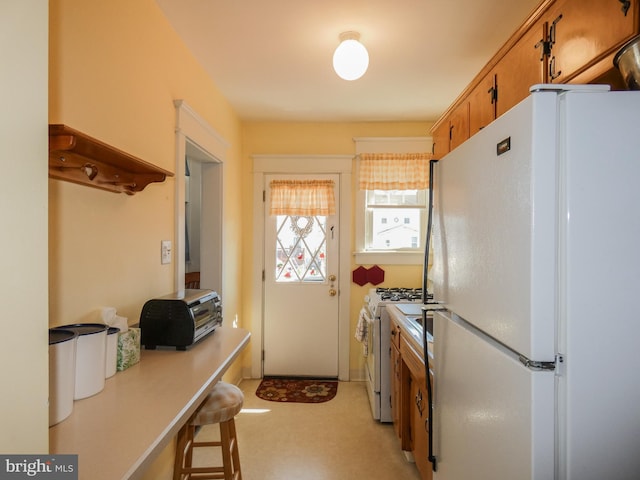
[49,326,250,480]
[386,303,433,360]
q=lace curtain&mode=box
[358,152,432,190]
[269,180,336,216]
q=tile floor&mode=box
[191,378,422,480]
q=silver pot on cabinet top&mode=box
[614,34,640,90]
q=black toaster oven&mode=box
[140,289,222,350]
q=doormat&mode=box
[255,377,338,403]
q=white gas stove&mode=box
[362,287,424,422]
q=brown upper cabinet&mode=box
[468,73,497,136]
[448,101,470,152]
[545,0,638,84]
[431,120,450,159]
[431,0,640,156]
[494,16,548,117]
[431,100,469,158]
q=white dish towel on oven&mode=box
[355,308,368,357]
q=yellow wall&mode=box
[240,121,433,378]
[49,0,243,335]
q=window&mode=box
[365,189,427,251]
[353,136,432,265]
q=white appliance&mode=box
[363,288,422,422]
[429,85,640,480]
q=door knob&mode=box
[329,289,337,297]
[329,274,336,282]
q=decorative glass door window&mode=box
[275,215,327,282]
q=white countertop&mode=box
[386,303,433,360]
[49,326,250,480]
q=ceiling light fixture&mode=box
[332,31,369,81]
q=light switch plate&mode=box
[161,240,172,264]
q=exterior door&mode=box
[263,174,340,377]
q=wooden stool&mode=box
[173,382,244,480]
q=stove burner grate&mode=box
[375,287,430,302]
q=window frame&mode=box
[355,188,426,265]
[364,189,426,252]
[353,136,432,266]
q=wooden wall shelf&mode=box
[49,124,174,195]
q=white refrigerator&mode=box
[430,85,640,480]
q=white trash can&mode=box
[57,324,108,399]
[49,328,77,426]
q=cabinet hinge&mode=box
[619,0,630,16]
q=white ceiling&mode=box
[156,0,542,122]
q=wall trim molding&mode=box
[173,100,226,293]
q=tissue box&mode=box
[117,328,141,371]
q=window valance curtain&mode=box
[269,180,336,216]
[358,152,432,190]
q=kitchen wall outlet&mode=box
[161,240,172,264]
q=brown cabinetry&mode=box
[389,316,433,480]
[401,335,432,480]
[430,0,640,151]
[546,0,638,84]
[431,121,450,159]
[431,100,469,158]
[468,73,497,135]
[494,16,548,117]
[390,321,402,439]
[448,101,470,152]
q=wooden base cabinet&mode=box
[390,321,402,440]
[409,372,433,480]
[401,335,433,480]
[390,317,433,480]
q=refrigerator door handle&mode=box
[424,310,438,472]
[424,159,439,471]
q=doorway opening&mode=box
[174,100,227,294]
[184,141,222,293]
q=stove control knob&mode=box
[329,288,337,297]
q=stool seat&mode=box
[192,382,243,426]
[174,382,244,480]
